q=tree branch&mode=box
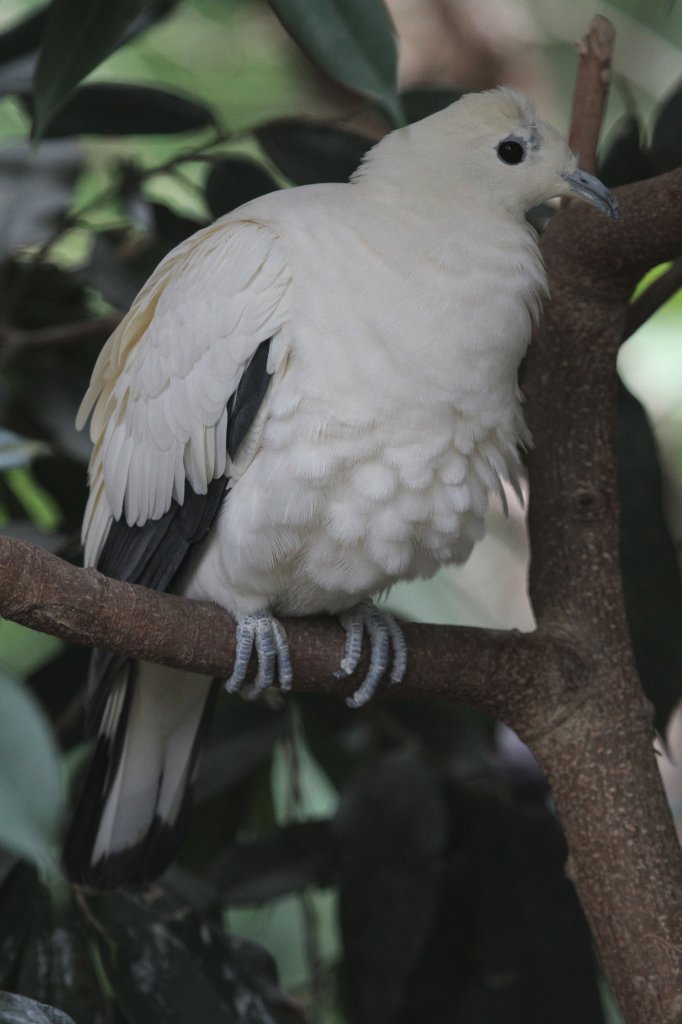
[0,313,123,362]
[524,168,682,1024]
[566,15,615,174]
[0,535,573,735]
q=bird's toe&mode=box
[338,601,407,707]
[226,612,293,697]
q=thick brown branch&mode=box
[0,534,571,734]
[523,168,682,1022]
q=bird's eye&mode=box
[497,139,525,165]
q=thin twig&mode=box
[564,16,615,181]
[1,313,122,361]
[32,128,233,262]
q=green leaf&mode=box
[650,78,682,174]
[0,672,64,872]
[618,382,682,736]
[32,0,152,139]
[267,0,403,126]
[0,430,49,472]
[0,991,76,1024]
[256,119,373,185]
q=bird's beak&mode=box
[560,169,620,220]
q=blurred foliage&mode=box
[0,0,681,1022]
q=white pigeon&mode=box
[63,87,618,887]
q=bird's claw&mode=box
[226,612,293,700]
[336,600,407,708]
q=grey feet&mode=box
[225,602,407,708]
[225,612,293,700]
[336,600,408,708]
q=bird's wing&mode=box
[77,218,291,735]
[78,216,292,569]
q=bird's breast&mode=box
[185,396,525,617]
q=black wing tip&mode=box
[63,816,182,890]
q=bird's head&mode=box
[356,87,619,222]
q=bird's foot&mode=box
[225,611,293,700]
[336,600,407,708]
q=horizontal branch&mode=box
[1,314,123,361]
[0,535,575,736]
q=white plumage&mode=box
[64,87,618,886]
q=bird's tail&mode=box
[63,661,218,888]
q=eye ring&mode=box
[497,139,525,165]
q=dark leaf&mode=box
[90,889,305,1024]
[3,261,90,330]
[28,374,92,465]
[0,6,46,97]
[209,821,334,903]
[267,0,403,125]
[27,645,90,749]
[160,866,224,915]
[195,716,286,804]
[400,86,462,124]
[334,752,448,1024]
[397,790,603,1024]
[256,118,373,184]
[0,6,47,68]
[205,159,279,219]
[296,696,359,789]
[32,0,174,139]
[0,992,76,1024]
[166,904,304,1024]
[598,114,652,187]
[0,141,82,261]
[0,864,39,990]
[0,55,35,98]
[13,885,105,1024]
[0,851,19,892]
[80,232,155,310]
[618,382,682,735]
[23,83,216,138]
[650,78,682,173]
[152,203,205,252]
[177,703,284,874]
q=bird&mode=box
[63,87,619,888]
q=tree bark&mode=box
[523,169,682,1022]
